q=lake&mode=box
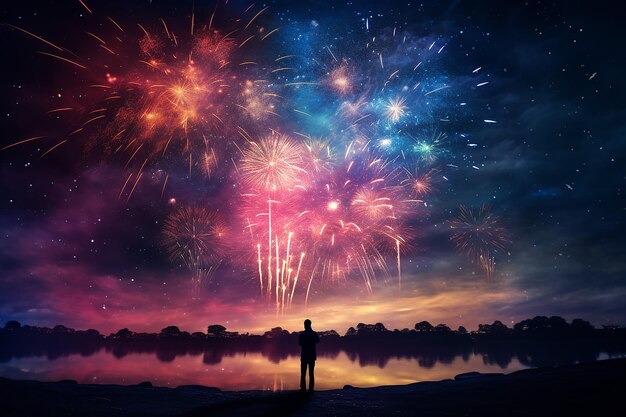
[1,348,624,390]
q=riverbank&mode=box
[1,358,623,416]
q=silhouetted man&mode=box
[299,319,319,392]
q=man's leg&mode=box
[308,360,315,391]
[300,360,307,391]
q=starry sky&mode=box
[0,0,624,334]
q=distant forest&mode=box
[1,315,622,341]
[2,316,625,369]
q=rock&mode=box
[135,381,153,387]
[175,384,221,393]
[56,379,78,385]
[454,372,503,380]
[343,384,355,389]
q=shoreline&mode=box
[1,358,624,416]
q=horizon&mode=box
[3,313,604,336]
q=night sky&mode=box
[0,0,624,334]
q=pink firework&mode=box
[237,138,420,310]
[237,135,309,313]
[295,144,417,294]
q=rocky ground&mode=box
[1,358,624,416]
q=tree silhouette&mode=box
[571,318,594,332]
[415,321,434,332]
[4,321,21,331]
[207,325,227,337]
[114,328,133,338]
[356,323,388,335]
[434,324,452,333]
[160,326,181,337]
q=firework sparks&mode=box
[4,3,497,312]
[328,65,354,95]
[239,134,306,192]
[237,135,311,312]
[384,97,407,123]
[101,22,276,188]
[236,137,418,309]
[4,5,281,200]
[407,171,434,196]
[162,206,226,291]
[410,131,447,163]
[298,148,415,291]
[448,204,510,280]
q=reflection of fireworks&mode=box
[162,206,226,289]
[449,204,509,280]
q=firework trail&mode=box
[237,134,309,313]
[448,204,510,280]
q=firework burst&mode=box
[409,131,448,164]
[162,205,226,290]
[236,135,310,312]
[401,168,437,198]
[239,134,306,192]
[100,18,279,198]
[236,137,420,308]
[384,97,408,123]
[4,4,281,201]
[448,204,510,280]
[327,64,355,95]
[296,145,417,293]
[4,2,500,311]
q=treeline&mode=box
[0,316,621,342]
[2,317,625,367]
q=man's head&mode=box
[304,319,312,330]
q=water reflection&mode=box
[1,343,624,390]
[0,350,523,390]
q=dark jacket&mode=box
[298,329,320,361]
